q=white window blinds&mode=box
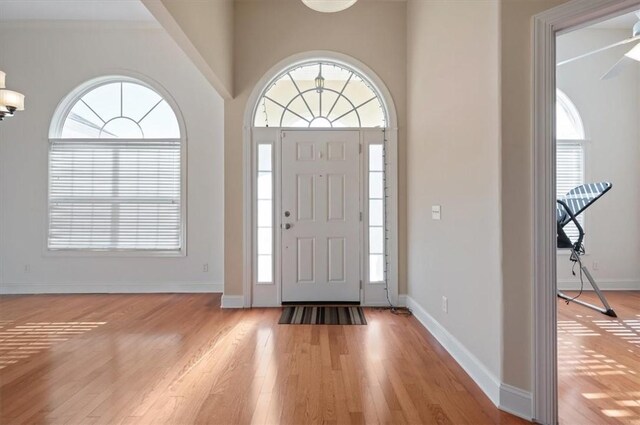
[48,139,182,251]
[557,140,584,242]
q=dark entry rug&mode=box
[278,306,367,325]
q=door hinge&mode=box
[360,212,363,221]
[360,280,363,288]
[359,143,362,154]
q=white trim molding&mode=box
[405,295,533,420]
[0,282,223,294]
[405,296,501,408]
[532,1,640,424]
[500,384,533,420]
[557,278,640,291]
[221,295,245,309]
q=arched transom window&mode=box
[48,77,184,253]
[254,61,387,128]
[60,80,180,138]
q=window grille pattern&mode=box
[254,61,386,128]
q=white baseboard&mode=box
[221,294,245,309]
[557,278,640,291]
[405,295,532,421]
[499,383,533,420]
[397,294,408,307]
[0,282,223,294]
[251,302,280,308]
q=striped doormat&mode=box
[278,306,367,325]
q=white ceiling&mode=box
[590,10,639,30]
[0,0,155,22]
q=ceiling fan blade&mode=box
[557,35,640,66]
[601,55,637,80]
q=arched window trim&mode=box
[47,74,187,256]
[252,58,390,128]
[50,74,186,139]
[556,89,586,140]
[556,89,586,246]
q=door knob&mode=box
[284,223,292,230]
[284,211,291,217]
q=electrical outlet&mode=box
[24,264,30,273]
[592,261,599,271]
[432,205,441,220]
[442,296,448,313]
[203,263,209,273]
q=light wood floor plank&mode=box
[0,294,526,424]
[558,291,640,425]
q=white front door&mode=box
[281,130,361,302]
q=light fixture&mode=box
[302,0,357,13]
[0,70,25,121]
[315,64,325,93]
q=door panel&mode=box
[327,174,345,221]
[327,237,346,283]
[281,130,360,302]
[296,175,315,221]
[296,237,316,283]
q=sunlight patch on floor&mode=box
[0,321,106,369]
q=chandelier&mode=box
[0,71,25,121]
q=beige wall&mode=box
[500,0,570,390]
[406,0,502,377]
[224,0,408,295]
[145,0,587,396]
[144,0,234,98]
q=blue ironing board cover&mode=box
[556,182,612,227]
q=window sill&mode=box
[44,249,186,258]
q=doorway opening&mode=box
[533,2,640,424]
[243,52,399,307]
[555,10,640,425]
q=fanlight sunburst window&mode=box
[254,61,386,128]
[60,81,180,138]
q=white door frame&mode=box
[532,1,640,423]
[242,51,399,308]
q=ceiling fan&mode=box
[557,11,640,80]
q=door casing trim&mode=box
[531,1,640,423]
[242,51,399,308]
[247,127,398,307]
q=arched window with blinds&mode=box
[48,76,184,253]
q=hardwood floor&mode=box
[0,294,526,425]
[558,291,640,425]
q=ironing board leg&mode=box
[557,264,617,318]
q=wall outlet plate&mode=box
[432,205,441,220]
